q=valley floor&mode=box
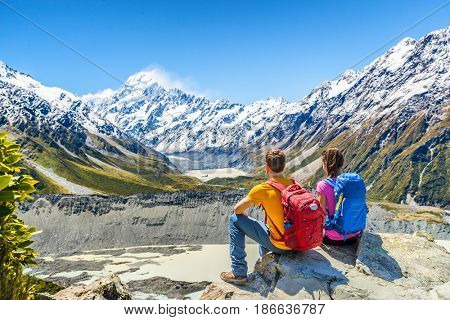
[27,244,260,300]
[183,168,251,182]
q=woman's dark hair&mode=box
[322,148,344,177]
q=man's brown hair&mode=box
[322,148,344,177]
[265,149,286,173]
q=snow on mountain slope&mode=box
[0,61,76,111]
[0,63,187,195]
[82,72,307,160]
[305,69,361,103]
[83,27,448,170]
[0,62,175,155]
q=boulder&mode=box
[201,232,450,300]
[351,232,450,299]
[54,273,132,300]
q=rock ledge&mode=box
[201,232,450,300]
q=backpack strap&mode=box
[261,205,284,242]
[266,177,299,191]
[266,179,287,191]
[324,177,336,189]
[264,178,297,242]
[290,177,300,186]
[323,177,340,226]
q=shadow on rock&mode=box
[320,241,359,266]
[272,250,349,299]
[201,250,350,300]
[356,233,403,281]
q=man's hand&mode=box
[234,196,254,215]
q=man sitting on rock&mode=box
[221,149,293,284]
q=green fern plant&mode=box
[0,132,39,300]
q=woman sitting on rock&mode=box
[316,148,363,245]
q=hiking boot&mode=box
[220,271,248,284]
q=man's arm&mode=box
[234,196,254,214]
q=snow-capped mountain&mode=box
[1,27,448,206]
[0,61,130,139]
[0,61,77,111]
[82,72,304,161]
[284,27,448,145]
[84,28,448,167]
[0,62,186,195]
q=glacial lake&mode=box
[27,244,260,299]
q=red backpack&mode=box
[266,178,325,251]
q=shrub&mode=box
[0,132,38,300]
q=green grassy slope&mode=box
[24,165,69,194]
[12,131,203,195]
[205,175,265,190]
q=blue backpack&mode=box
[324,173,368,239]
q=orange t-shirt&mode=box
[246,177,293,250]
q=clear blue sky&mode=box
[1,0,449,103]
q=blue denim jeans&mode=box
[228,213,291,277]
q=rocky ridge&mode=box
[18,193,449,255]
[201,232,450,300]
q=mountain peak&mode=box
[0,60,77,110]
[427,26,450,37]
[396,37,416,47]
[339,69,361,81]
[305,69,361,103]
[125,70,159,87]
[364,27,450,74]
[0,60,20,79]
[123,68,192,95]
